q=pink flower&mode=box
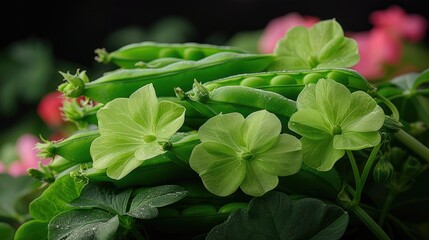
[259,12,319,53]
[370,5,427,42]
[350,28,402,80]
[7,134,48,177]
[37,91,66,127]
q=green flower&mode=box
[288,79,385,171]
[189,110,302,197]
[90,84,185,179]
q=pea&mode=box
[218,202,249,214]
[303,73,324,84]
[270,75,297,85]
[184,48,205,60]
[159,48,181,58]
[240,77,267,87]
[327,71,349,86]
[181,204,217,216]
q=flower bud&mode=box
[373,155,394,183]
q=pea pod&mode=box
[36,130,99,163]
[134,57,184,69]
[59,52,274,103]
[203,68,373,100]
[95,42,246,68]
[181,82,297,131]
[84,154,198,188]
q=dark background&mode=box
[2,0,428,66]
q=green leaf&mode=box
[30,174,86,222]
[14,220,48,240]
[0,222,14,240]
[0,174,40,220]
[48,209,119,240]
[206,191,348,240]
[91,83,185,179]
[70,183,132,215]
[271,19,359,70]
[126,185,188,219]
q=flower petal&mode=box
[91,135,141,169]
[341,91,385,132]
[241,110,281,152]
[253,134,302,176]
[198,113,245,151]
[189,142,245,197]
[240,162,279,197]
[288,109,332,140]
[301,137,345,171]
[128,84,159,132]
[134,141,166,161]
[296,83,317,110]
[155,101,186,139]
[97,98,148,137]
[106,155,143,180]
[333,132,381,150]
[316,79,351,125]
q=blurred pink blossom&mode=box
[370,5,427,42]
[259,12,319,53]
[351,28,402,79]
[6,134,48,177]
[37,91,66,127]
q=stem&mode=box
[376,93,400,121]
[358,144,381,196]
[346,150,361,198]
[394,129,429,163]
[350,205,391,240]
[378,190,397,226]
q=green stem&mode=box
[358,144,381,198]
[346,150,361,200]
[350,205,391,240]
[376,93,400,121]
[394,129,429,163]
[378,190,397,226]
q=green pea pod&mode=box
[183,83,297,131]
[135,57,184,69]
[95,42,247,68]
[203,68,372,100]
[276,164,342,200]
[36,130,99,163]
[59,52,274,103]
[84,154,198,188]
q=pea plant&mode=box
[15,19,429,240]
